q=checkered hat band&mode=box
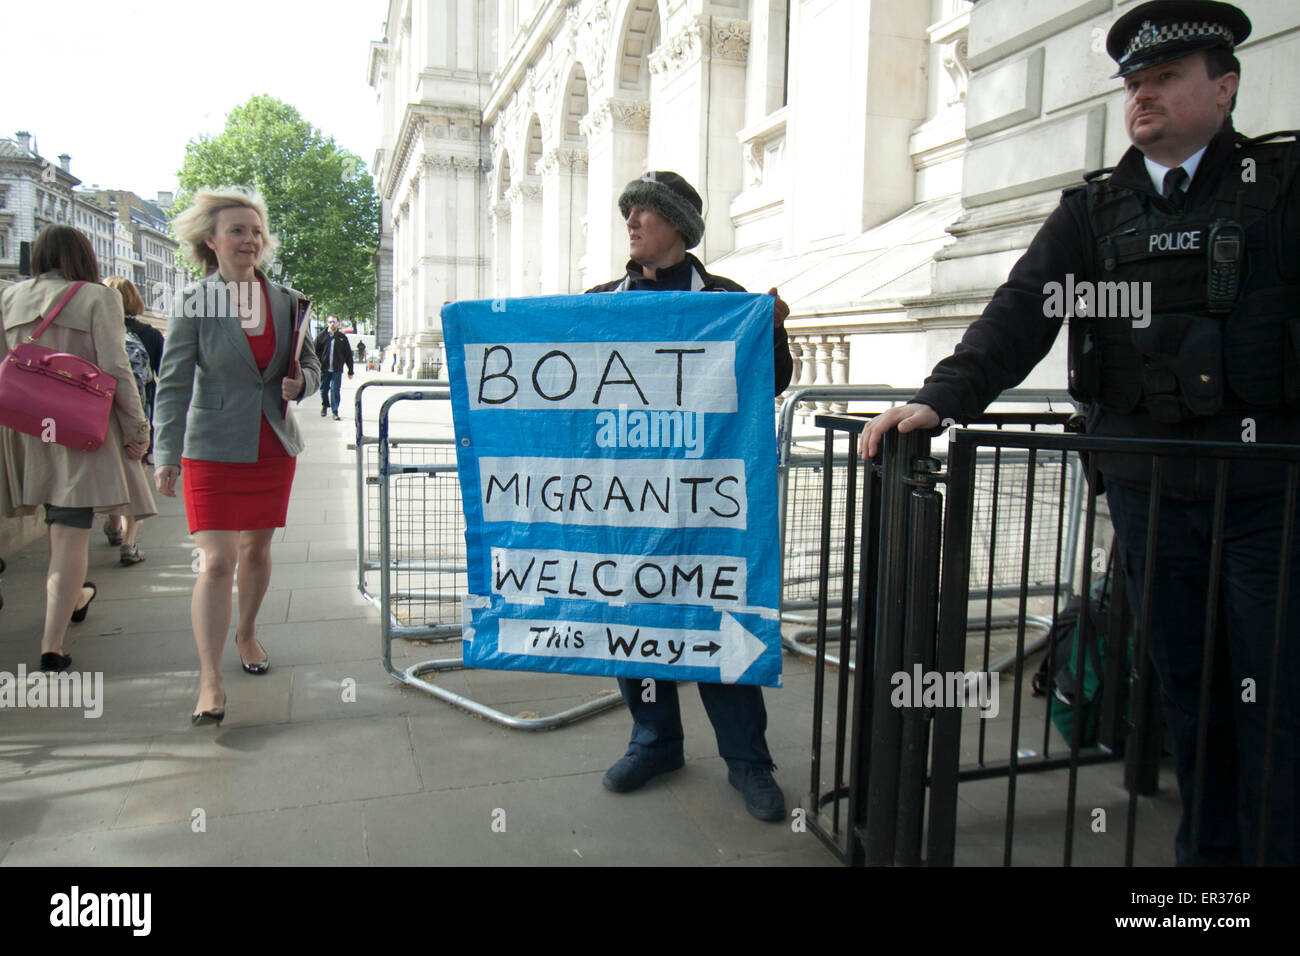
[1125,19,1234,58]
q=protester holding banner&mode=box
[155,188,320,726]
[584,170,794,821]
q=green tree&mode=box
[174,95,379,321]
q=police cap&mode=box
[1106,1,1251,78]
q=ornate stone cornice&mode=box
[581,98,651,137]
[421,153,487,172]
[491,201,510,219]
[504,182,543,204]
[649,18,703,77]
[650,15,749,78]
[711,18,750,62]
[537,146,589,176]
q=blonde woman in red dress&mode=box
[154,189,320,726]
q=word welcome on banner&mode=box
[442,292,782,687]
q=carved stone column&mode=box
[507,181,543,296]
[647,16,750,261]
[581,97,651,281]
[539,147,590,293]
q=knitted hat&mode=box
[618,171,706,250]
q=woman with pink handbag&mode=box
[0,226,155,672]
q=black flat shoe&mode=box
[69,582,97,623]
[237,636,270,675]
[40,651,72,672]
[191,693,226,727]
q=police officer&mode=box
[862,1,1298,865]
[587,171,794,821]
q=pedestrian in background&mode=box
[315,314,353,421]
[156,188,320,726]
[0,226,153,671]
[102,276,161,565]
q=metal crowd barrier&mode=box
[808,413,1299,867]
[354,378,450,623]
[777,386,1079,669]
[367,388,623,730]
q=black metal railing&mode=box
[806,413,1299,867]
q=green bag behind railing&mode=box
[1033,563,1133,749]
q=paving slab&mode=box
[0,370,1186,867]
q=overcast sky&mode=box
[0,0,387,198]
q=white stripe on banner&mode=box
[478,457,747,529]
[490,547,749,609]
[463,341,737,412]
[496,613,767,684]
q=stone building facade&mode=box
[371,0,1299,400]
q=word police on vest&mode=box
[466,341,737,413]
[1149,229,1202,252]
[49,886,151,936]
[1042,273,1153,328]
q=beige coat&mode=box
[0,273,156,519]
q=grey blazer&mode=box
[153,269,321,467]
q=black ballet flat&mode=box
[40,651,72,673]
[191,693,226,727]
[69,581,97,623]
[238,638,270,675]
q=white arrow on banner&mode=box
[496,613,767,684]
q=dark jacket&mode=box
[125,315,164,375]
[586,252,794,396]
[316,328,354,376]
[910,125,1300,499]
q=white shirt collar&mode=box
[1144,145,1208,195]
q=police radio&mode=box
[1206,219,1244,313]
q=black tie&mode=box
[1162,166,1188,210]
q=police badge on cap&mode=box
[1106,0,1251,78]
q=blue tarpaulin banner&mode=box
[442,292,782,688]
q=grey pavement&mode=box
[0,370,1181,866]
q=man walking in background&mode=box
[316,314,353,421]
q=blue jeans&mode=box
[320,370,343,415]
[1107,483,1300,865]
[616,677,774,773]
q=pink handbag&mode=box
[0,281,118,451]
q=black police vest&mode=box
[1067,131,1300,423]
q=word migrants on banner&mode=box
[442,292,781,687]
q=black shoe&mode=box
[237,636,270,675]
[69,582,97,623]
[320,406,328,417]
[191,693,226,727]
[40,651,72,672]
[119,544,144,566]
[103,517,122,546]
[728,765,786,822]
[602,750,685,793]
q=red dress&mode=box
[182,279,296,532]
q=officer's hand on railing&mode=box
[858,403,940,461]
